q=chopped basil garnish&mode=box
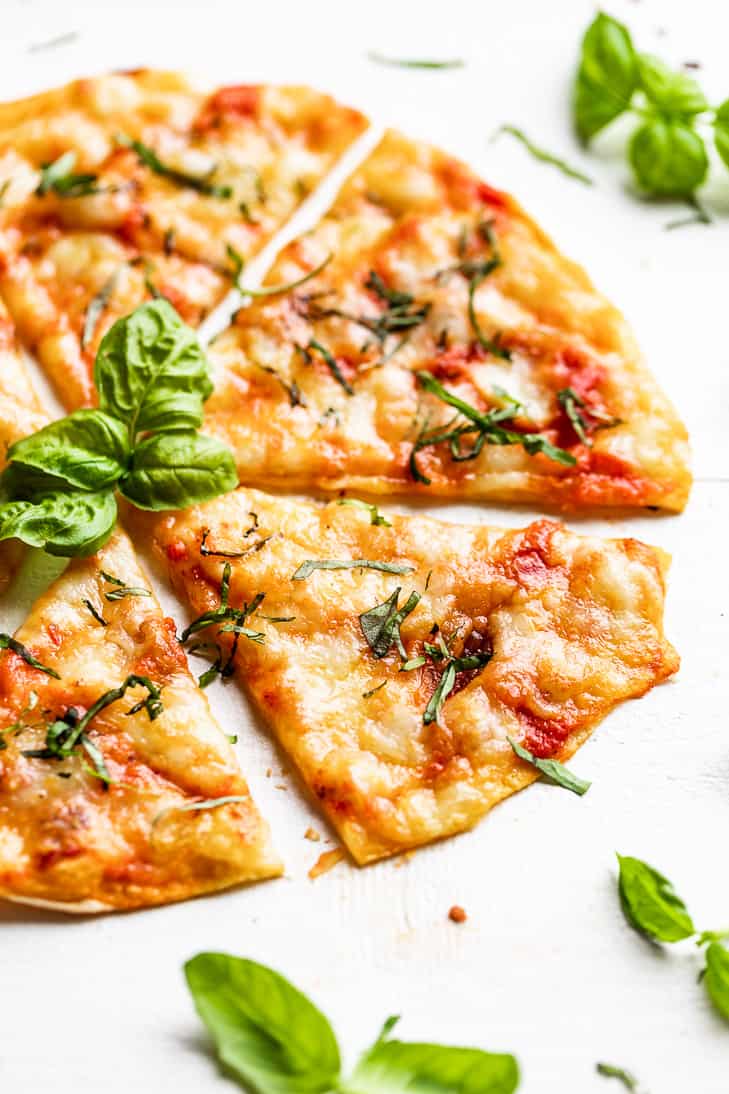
[367,52,465,69]
[497,125,594,185]
[82,599,108,626]
[119,135,232,198]
[292,559,415,581]
[557,387,621,445]
[81,269,120,349]
[411,371,575,483]
[360,588,420,659]
[35,151,100,198]
[180,564,266,683]
[233,253,332,298]
[0,634,60,678]
[152,794,249,830]
[302,339,354,395]
[200,528,272,559]
[21,674,162,784]
[508,736,591,796]
[362,681,388,699]
[336,498,392,527]
[596,1062,642,1091]
[101,570,151,601]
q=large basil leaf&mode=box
[0,490,117,556]
[94,300,214,437]
[347,1019,519,1094]
[184,953,342,1094]
[617,855,694,943]
[574,13,638,142]
[7,410,129,491]
[637,54,708,118]
[629,119,708,197]
[119,431,237,510]
[703,942,729,1024]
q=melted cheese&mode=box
[0,530,280,911]
[204,130,691,511]
[0,71,367,409]
[150,489,678,863]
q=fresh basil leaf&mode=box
[184,952,342,1094]
[703,942,729,1024]
[629,119,708,197]
[336,499,392,527]
[0,460,80,503]
[508,737,590,796]
[0,489,117,557]
[0,634,60,678]
[616,854,694,943]
[292,559,415,581]
[574,13,638,142]
[637,54,708,118]
[94,300,214,437]
[7,410,129,491]
[119,431,237,511]
[713,99,729,170]
[347,1021,519,1094]
[359,588,420,659]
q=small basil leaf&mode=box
[629,119,708,197]
[574,12,638,142]
[7,410,129,491]
[508,737,590,796]
[348,1032,519,1094]
[184,952,342,1093]
[637,54,708,118]
[0,489,117,557]
[292,559,415,581]
[616,854,695,943]
[0,461,75,502]
[94,300,214,437]
[119,432,237,511]
[703,942,729,1024]
[713,99,729,170]
[359,588,420,659]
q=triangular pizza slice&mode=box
[0,529,281,911]
[150,488,678,864]
[203,130,690,511]
[0,70,367,409]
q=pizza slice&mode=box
[150,488,679,864]
[0,70,367,409]
[0,529,281,912]
[203,130,690,511]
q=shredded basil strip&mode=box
[367,52,465,69]
[0,634,60,678]
[81,268,121,349]
[36,151,100,197]
[508,736,591,796]
[292,559,415,581]
[498,125,594,185]
[152,794,249,830]
[336,498,392,527]
[596,1062,642,1091]
[119,135,232,198]
[82,599,108,627]
[423,651,491,725]
[101,570,151,601]
[304,339,354,395]
[360,588,421,659]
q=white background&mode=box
[1,0,727,1091]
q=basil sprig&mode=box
[0,301,237,557]
[185,952,519,1093]
[508,737,590,796]
[615,855,729,1026]
[574,12,729,202]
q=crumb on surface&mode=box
[448,905,467,923]
[304,827,320,842]
[308,847,345,879]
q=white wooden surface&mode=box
[1,1,728,1090]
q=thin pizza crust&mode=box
[203,130,690,511]
[0,530,281,911]
[0,70,367,408]
[150,488,679,863]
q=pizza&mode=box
[202,130,690,511]
[0,70,367,409]
[0,529,281,911]
[150,488,679,863]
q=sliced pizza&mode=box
[203,130,690,511]
[0,70,367,408]
[0,529,281,912]
[150,488,679,864]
